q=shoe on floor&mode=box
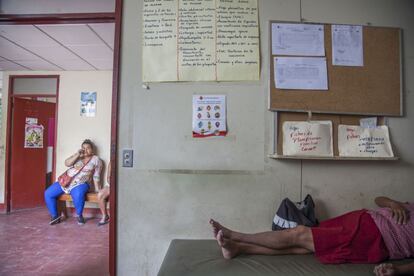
[98,216,109,226]
[77,215,85,225]
[49,215,62,225]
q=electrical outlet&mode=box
[122,149,133,167]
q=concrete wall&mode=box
[118,0,414,275]
[0,71,112,203]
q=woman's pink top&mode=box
[368,202,414,259]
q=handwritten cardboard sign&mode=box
[338,125,394,157]
[283,121,333,156]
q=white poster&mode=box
[24,124,44,148]
[143,0,260,82]
[338,125,394,157]
[332,25,363,66]
[80,92,97,117]
[274,57,328,90]
[192,95,227,138]
[272,23,325,56]
[283,121,333,156]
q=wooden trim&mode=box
[4,76,15,212]
[110,0,123,275]
[0,13,115,24]
[11,94,56,98]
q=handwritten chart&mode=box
[338,125,394,157]
[282,121,333,156]
[142,0,260,82]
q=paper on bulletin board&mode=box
[283,121,333,156]
[24,124,44,148]
[338,125,394,157]
[274,57,328,90]
[271,23,325,56]
[80,92,97,117]
[192,95,227,138]
[332,25,363,66]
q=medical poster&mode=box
[24,124,44,148]
[80,92,97,117]
[282,121,333,156]
[192,95,227,138]
[338,125,394,157]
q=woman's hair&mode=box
[82,139,94,150]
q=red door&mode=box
[10,98,56,210]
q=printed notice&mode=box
[338,125,394,157]
[272,23,325,56]
[25,124,44,148]
[143,0,260,82]
[192,95,227,137]
[274,57,328,90]
[332,25,363,66]
[282,121,333,156]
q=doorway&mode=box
[8,75,58,210]
[1,8,121,275]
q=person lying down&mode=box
[210,196,414,276]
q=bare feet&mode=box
[209,219,231,239]
[217,230,239,259]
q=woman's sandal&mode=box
[98,216,109,226]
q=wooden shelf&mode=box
[268,154,399,161]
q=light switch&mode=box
[122,149,133,167]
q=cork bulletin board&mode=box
[269,22,402,116]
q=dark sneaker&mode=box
[77,215,85,225]
[49,215,62,225]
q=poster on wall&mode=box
[142,0,260,82]
[24,122,44,148]
[282,121,333,156]
[192,95,227,138]
[80,92,97,117]
[338,125,394,157]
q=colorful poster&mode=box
[24,124,44,148]
[282,121,333,156]
[80,92,97,117]
[338,125,394,157]
[192,95,227,138]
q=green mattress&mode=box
[158,239,411,276]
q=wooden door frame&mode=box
[0,4,122,275]
[5,74,60,212]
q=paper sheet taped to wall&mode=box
[338,125,394,157]
[142,0,260,82]
[282,121,333,156]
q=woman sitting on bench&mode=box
[210,196,414,275]
[44,139,102,225]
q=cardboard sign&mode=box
[338,125,394,157]
[283,121,333,156]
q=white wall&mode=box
[0,71,112,204]
[118,0,414,275]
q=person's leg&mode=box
[98,186,110,224]
[217,230,312,259]
[44,182,64,218]
[70,183,90,220]
[210,219,315,252]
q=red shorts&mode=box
[311,209,389,264]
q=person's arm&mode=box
[375,196,408,224]
[106,162,111,185]
[64,150,83,167]
[374,262,414,276]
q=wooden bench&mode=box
[58,192,99,203]
[58,192,99,217]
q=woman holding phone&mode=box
[44,139,102,225]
